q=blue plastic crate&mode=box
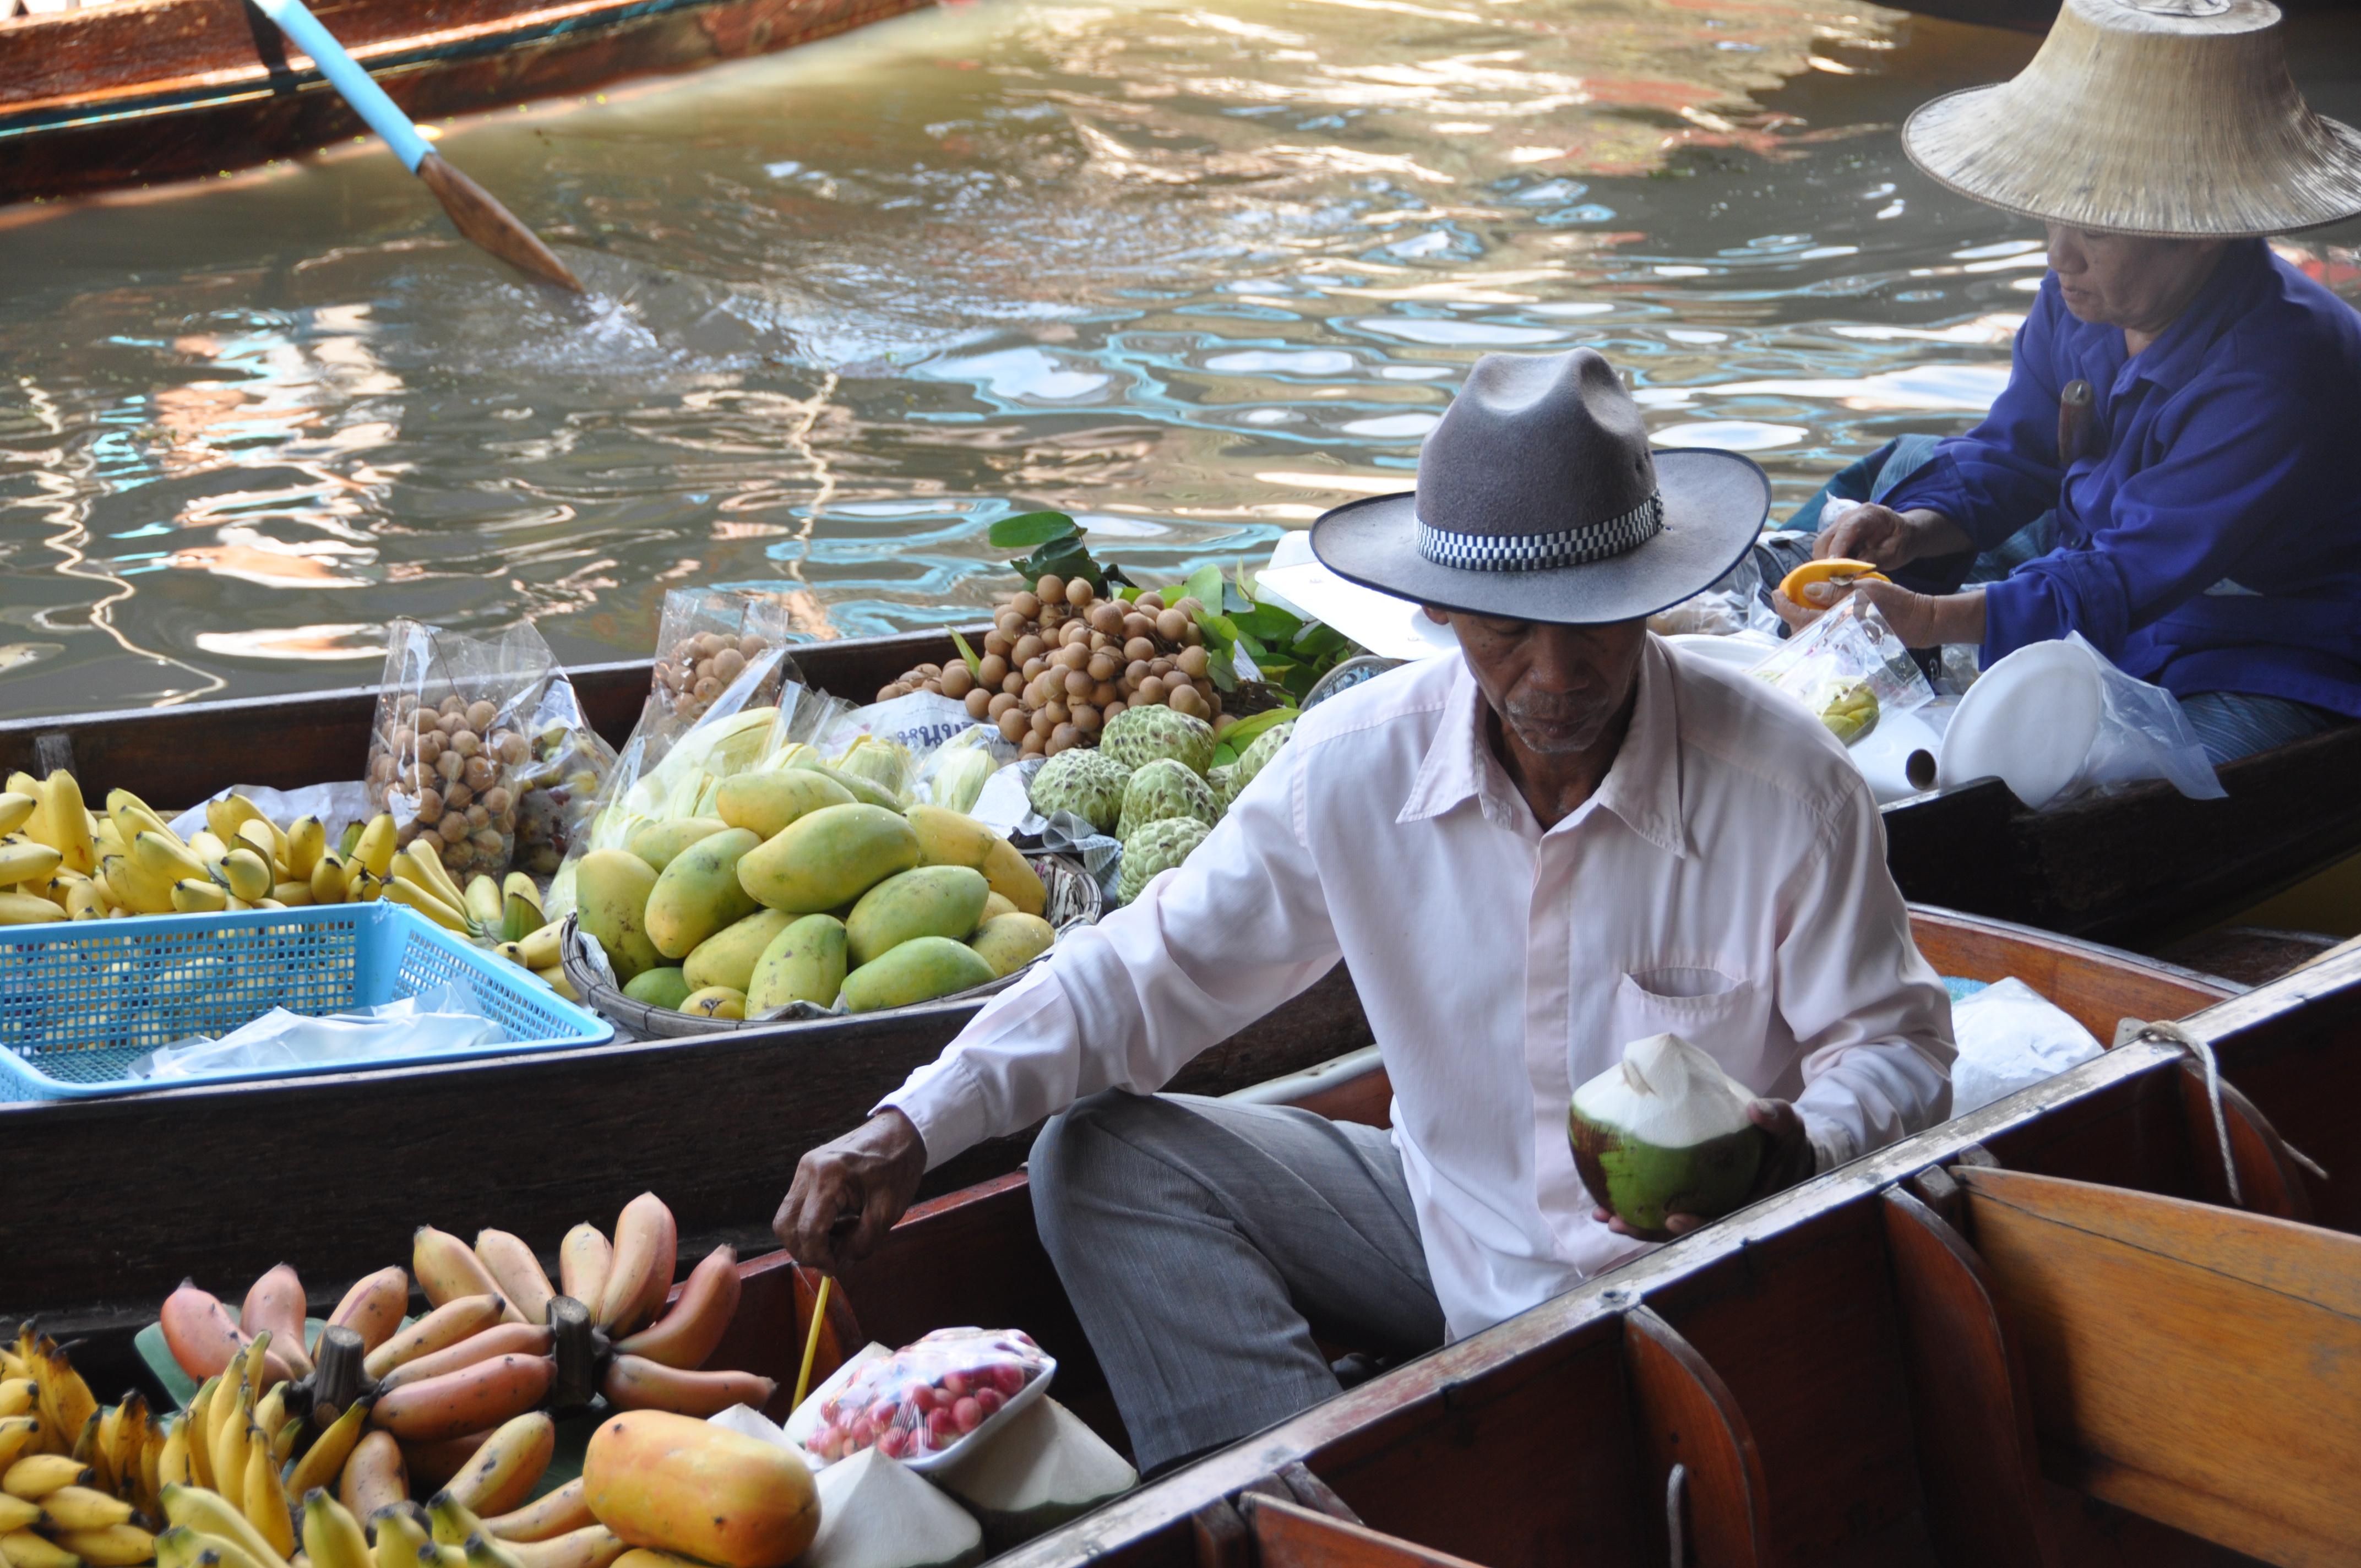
[0,902,612,1100]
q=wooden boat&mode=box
[5,906,2232,1476]
[0,0,935,205]
[2,626,2353,948]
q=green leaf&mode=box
[1117,585,1143,603]
[1222,581,1254,616]
[1280,664,1319,700]
[1233,603,1304,643]
[1182,563,1225,612]
[949,629,983,679]
[1220,707,1299,752]
[989,511,1081,549]
[1213,744,1241,767]
[1016,536,1104,593]
[1206,650,1238,693]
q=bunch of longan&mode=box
[369,693,528,876]
[655,630,773,725]
[873,574,1225,756]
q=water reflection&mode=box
[5,0,2361,718]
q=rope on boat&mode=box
[2135,1019,2330,1205]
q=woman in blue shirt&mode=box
[1772,0,2361,764]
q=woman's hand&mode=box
[1813,503,1974,570]
[1772,578,1985,649]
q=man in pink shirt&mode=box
[775,349,1955,1476]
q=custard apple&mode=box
[1117,815,1210,904]
[1030,747,1129,834]
[1228,719,1296,801]
[1101,704,1216,777]
[1206,764,1236,812]
[1116,758,1220,843]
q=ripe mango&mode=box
[577,850,664,982]
[629,818,730,874]
[623,967,694,1011]
[682,908,795,995]
[645,827,763,960]
[845,865,989,967]
[982,891,1018,923]
[737,804,920,914]
[746,913,847,1012]
[970,912,1056,978]
[716,771,855,840]
[906,804,1047,916]
[681,987,746,1020]
[584,1409,819,1568]
[840,935,997,1014]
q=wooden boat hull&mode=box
[2,626,2351,948]
[0,906,2228,1457]
[0,0,934,205]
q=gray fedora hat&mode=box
[1310,349,1769,625]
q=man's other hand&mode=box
[1593,1099,1815,1240]
[774,1109,928,1272]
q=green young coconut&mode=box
[1568,1032,1770,1235]
[927,1397,1138,1552]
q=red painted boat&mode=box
[0,0,934,204]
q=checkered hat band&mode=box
[1414,492,1664,573]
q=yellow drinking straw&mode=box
[793,1276,833,1409]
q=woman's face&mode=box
[2047,225,2226,333]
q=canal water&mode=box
[6,0,2361,719]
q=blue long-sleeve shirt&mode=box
[1882,238,2361,718]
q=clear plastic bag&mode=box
[804,1328,1051,1464]
[366,621,553,881]
[1648,546,1785,640]
[913,725,1018,815]
[509,675,619,877]
[650,590,798,732]
[1747,596,1935,745]
[2060,631,2226,804]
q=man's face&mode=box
[2046,225,2224,329]
[1428,610,1649,756]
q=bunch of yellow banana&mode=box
[1,1324,167,1568]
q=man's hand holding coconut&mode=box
[776,349,1956,1478]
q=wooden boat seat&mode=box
[1242,1494,1492,1568]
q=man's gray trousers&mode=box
[1029,1090,1446,1474]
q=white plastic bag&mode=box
[1947,977,2104,1115]
[130,983,505,1080]
[2061,632,2226,803]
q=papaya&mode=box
[845,865,989,967]
[627,818,730,874]
[576,850,663,982]
[737,804,920,914]
[746,914,847,1012]
[682,908,796,995]
[840,936,997,1014]
[645,827,762,960]
[715,771,855,840]
[970,912,1056,978]
[583,1410,819,1568]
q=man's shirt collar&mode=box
[1397,639,1688,858]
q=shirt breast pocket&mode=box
[1609,969,1772,1082]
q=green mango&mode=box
[622,967,694,1011]
[628,816,731,873]
[644,826,763,960]
[683,907,797,995]
[746,913,848,1012]
[846,865,991,967]
[575,849,662,982]
[841,936,997,1014]
[737,803,920,914]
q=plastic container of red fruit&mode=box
[786,1327,1054,1473]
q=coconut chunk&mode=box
[928,1398,1138,1550]
[796,1447,984,1568]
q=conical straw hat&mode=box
[1903,0,2361,237]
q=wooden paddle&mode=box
[251,0,583,292]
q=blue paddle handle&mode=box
[251,0,434,172]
